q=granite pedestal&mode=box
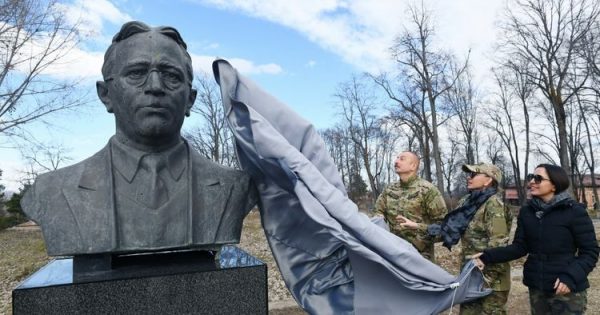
[12,246,267,314]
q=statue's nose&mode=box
[144,70,164,94]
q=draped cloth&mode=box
[212,59,491,315]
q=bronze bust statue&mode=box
[21,21,256,256]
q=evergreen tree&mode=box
[5,185,29,219]
[0,169,5,205]
[348,172,368,202]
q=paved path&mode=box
[7,220,39,231]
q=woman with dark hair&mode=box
[473,164,599,314]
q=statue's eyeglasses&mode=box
[526,174,550,184]
[105,67,189,90]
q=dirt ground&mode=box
[1,213,599,314]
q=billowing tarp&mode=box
[213,59,490,315]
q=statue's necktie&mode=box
[136,154,169,209]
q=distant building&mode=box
[578,174,600,209]
[503,186,521,206]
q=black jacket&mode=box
[481,197,599,293]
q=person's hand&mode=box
[396,215,418,229]
[554,278,571,295]
[474,258,485,270]
[469,253,483,259]
[469,253,485,270]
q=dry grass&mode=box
[0,229,50,315]
[1,216,599,315]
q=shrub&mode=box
[0,215,26,230]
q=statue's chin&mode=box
[136,117,181,136]
[116,116,184,148]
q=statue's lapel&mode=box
[62,146,117,252]
[190,151,233,244]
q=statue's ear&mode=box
[96,81,113,113]
[186,88,197,117]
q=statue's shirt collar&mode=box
[110,136,187,182]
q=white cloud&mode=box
[306,60,317,68]
[5,0,133,80]
[0,19,103,80]
[20,45,280,83]
[206,43,220,50]
[192,54,283,76]
[196,0,503,74]
[196,0,403,72]
[7,1,282,80]
[56,0,132,39]
[42,49,105,80]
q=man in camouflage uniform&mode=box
[375,151,447,262]
[459,163,511,315]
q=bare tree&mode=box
[484,68,533,204]
[441,138,461,197]
[372,75,433,181]
[580,20,600,211]
[484,134,504,166]
[334,75,385,199]
[378,118,402,187]
[507,59,534,183]
[444,65,478,164]
[184,73,237,167]
[376,2,468,193]
[499,0,600,178]
[577,93,599,210]
[321,125,350,187]
[18,140,72,184]
[565,96,586,201]
[321,125,364,200]
[0,0,86,136]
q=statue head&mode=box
[96,21,197,151]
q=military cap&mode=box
[462,163,502,183]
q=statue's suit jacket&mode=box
[21,142,257,256]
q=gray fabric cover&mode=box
[213,59,491,315]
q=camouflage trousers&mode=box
[529,288,587,315]
[459,290,508,315]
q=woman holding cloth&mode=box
[474,164,599,314]
[399,163,512,314]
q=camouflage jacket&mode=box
[375,175,447,262]
[460,193,511,291]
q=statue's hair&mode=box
[101,21,193,83]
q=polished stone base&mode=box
[12,246,267,314]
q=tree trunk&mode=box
[422,126,432,181]
[427,90,445,194]
[580,98,599,217]
[552,98,572,192]
[522,98,530,205]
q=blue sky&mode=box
[1,0,504,190]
